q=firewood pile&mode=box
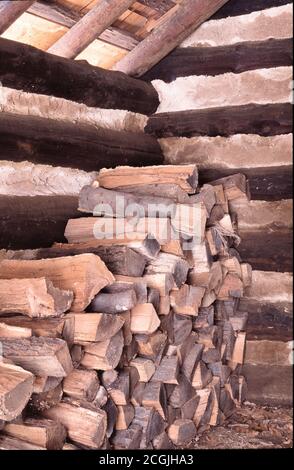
[0,165,251,450]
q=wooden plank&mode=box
[29,1,139,50]
[0,1,35,34]
[146,103,292,138]
[113,0,231,76]
[211,0,292,20]
[48,1,135,59]
[0,37,159,115]
[0,113,163,172]
[143,38,293,82]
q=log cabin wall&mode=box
[0,38,164,249]
[144,1,293,405]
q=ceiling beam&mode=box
[47,0,136,59]
[112,0,231,77]
[0,0,35,34]
[29,1,138,51]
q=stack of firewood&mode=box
[0,165,251,450]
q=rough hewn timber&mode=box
[146,103,292,138]
[143,38,293,82]
[0,113,163,172]
[0,38,159,115]
[0,195,81,250]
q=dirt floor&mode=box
[189,402,293,449]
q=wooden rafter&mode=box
[112,0,231,77]
[47,0,136,59]
[0,0,35,34]
[29,1,139,51]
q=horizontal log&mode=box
[200,166,293,201]
[0,38,159,115]
[242,364,292,406]
[146,103,292,138]
[211,0,292,19]
[0,1,34,34]
[0,195,81,250]
[238,230,292,272]
[143,38,293,82]
[245,340,293,366]
[0,113,163,172]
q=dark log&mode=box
[200,165,293,201]
[0,113,163,172]
[143,38,293,81]
[168,374,195,408]
[0,195,80,250]
[0,1,34,34]
[132,407,165,448]
[145,103,292,138]
[212,0,291,19]
[0,38,159,114]
[242,364,292,406]
[239,299,292,341]
[237,229,292,272]
[111,423,142,450]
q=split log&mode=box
[158,296,171,315]
[192,361,213,389]
[35,243,148,277]
[0,37,159,115]
[136,331,167,363]
[130,358,156,382]
[147,288,161,312]
[209,174,248,201]
[132,406,165,448]
[181,395,200,421]
[115,405,135,431]
[208,363,231,387]
[43,399,107,449]
[70,313,124,344]
[0,254,114,312]
[65,217,172,246]
[229,312,248,332]
[103,397,118,438]
[168,419,196,446]
[193,306,215,329]
[28,383,63,413]
[142,381,168,419]
[3,418,66,450]
[117,184,191,204]
[0,435,44,450]
[193,388,213,427]
[113,0,231,76]
[152,356,180,385]
[89,288,137,314]
[217,274,244,300]
[111,276,148,304]
[1,337,73,378]
[143,273,174,297]
[104,370,130,406]
[78,185,177,218]
[81,330,124,371]
[0,278,73,318]
[169,374,195,408]
[182,344,204,380]
[0,112,163,172]
[63,369,99,401]
[153,431,175,450]
[111,424,142,450]
[0,323,31,339]
[0,316,74,343]
[170,284,205,316]
[98,164,198,194]
[0,363,34,421]
[130,303,160,335]
[146,103,292,138]
[145,253,189,288]
[228,332,246,369]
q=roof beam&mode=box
[29,1,138,51]
[112,0,231,77]
[0,0,35,34]
[47,0,136,59]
